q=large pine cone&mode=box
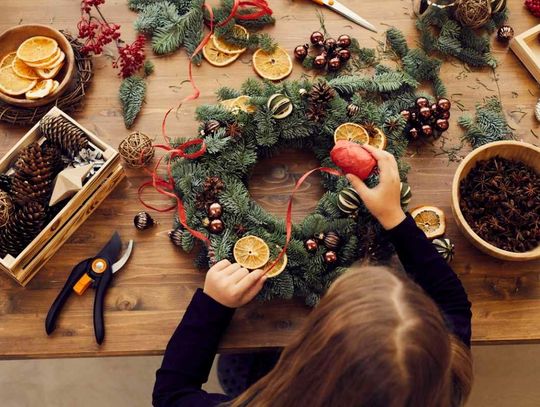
[11,142,63,206]
[0,201,46,258]
[40,115,89,157]
[309,82,336,105]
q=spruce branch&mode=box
[119,75,147,128]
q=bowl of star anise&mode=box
[452,140,540,261]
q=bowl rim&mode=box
[451,140,540,261]
[0,24,75,108]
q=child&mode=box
[153,145,473,407]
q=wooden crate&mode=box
[0,107,125,285]
[510,24,540,84]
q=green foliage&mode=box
[119,76,147,128]
[130,0,275,61]
[143,60,155,76]
[415,6,507,68]
[458,97,513,148]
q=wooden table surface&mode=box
[1,0,539,359]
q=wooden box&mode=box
[510,24,540,84]
[0,107,125,285]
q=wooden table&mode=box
[0,0,539,359]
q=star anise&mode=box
[225,122,243,139]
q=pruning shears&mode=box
[310,0,377,33]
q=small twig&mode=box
[531,129,539,139]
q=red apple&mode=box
[330,140,377,180]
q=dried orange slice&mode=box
[365,125,387,149]
[233,236,270,270]
[25,79,54,99]
[11,57,39,80]
[411,205,446,239]
[220,95,256,114]
[0,66,37,96]
[25,49,63,69]
[17,36,58,64]
[203,39,240,67]
[252,46,292,81]
[212,24,249,55]
[334,123,370,144]
[35,61,64,79]
[263,246,288,278]
[50,80,60,93]
[0,52,16,68]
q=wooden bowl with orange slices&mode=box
[0,25,75,108]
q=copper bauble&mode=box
[328,56,342,71]
[421,124,434,137]
[313,54,327,68]
[209,219,224,234]
[324,38,337,51]
[400,109,411,121]
[305,238,318,252]
[408,127,420,139]
[294,44,309,61]
[419,106,432,120]
[324,251,338,264]
[337,48,351,62]
[497,25,514,43]
[416,97,430,108]
[337,34,352,48]
[134,211,154,230]
[436,118,450,131]
[437,98,451,111]
[310,31,324,46]
[323,232,341,250]
[208,202,223,219]
[439,110,450,120]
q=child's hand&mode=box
[346,144,406,230]
[203,260,267,308]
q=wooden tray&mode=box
[0,107,125,285]
[510,24,540,84]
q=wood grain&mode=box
[0,0,540,359]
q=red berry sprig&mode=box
[525,0,540,17]
[114,35,146,79]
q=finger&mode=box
[230,267,250,283]
[241,272,267,303]
[211,259,231,272]
[361,144,388,160]
[346,174,370,197]
[222,263,242,276]
[235,268,266,293]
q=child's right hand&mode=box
[203,260,267,308]
[346,144,406,230]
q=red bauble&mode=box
[294,44,309,61]
[437,98,451,111]
[305,239,318,252]
[313,54,327,68]
[208,202,222,219]
[310,31,325,46]
[337,34,352,48]
[209,219,224,234]
[324,38,337,51]
[328,56,342,71]
[419,106,432,120]
[435,118,450,131]
[439,110,450,120]
[324,251,338,264]
[416,97,430,108]
[337,48,351,62]
[400,109,411,121]
[330,140,377,180]
[421,124,434,137]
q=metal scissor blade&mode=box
[327,1,378,33]
[112,240,134,274]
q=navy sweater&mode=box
[152,214,472,406]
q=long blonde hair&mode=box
[231,266,473,407]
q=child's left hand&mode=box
[203,260,267,308]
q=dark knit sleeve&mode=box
[152,289,234,406]
[386,214,472,347]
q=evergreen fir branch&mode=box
[216,86,241,101]
[119,76,147,128]
[143,60,155,76]
[385,27,409,59]
[134,1,180,34]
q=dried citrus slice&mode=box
[11,57,39,80]
[334,123,370,144]
[220,95,256,113]
[252,46,292,81]
[25,49,63,69]
[0,66,37,96]
[212,24,249,55]
[203,38,240,67]
[263,246,288,278]
[35,61,64,79]
[25,79,54,100]
[411,205,446,239]
[365,125,387,149]
[17,36,58,64]
[0,52,16,69]
[50,80,60,93]
[233,235,270,270]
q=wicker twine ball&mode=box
[0,191,13,228]
[454,0,492,29]
[119,131,155,168]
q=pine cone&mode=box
[306,104,327,123]
[11,142,63,206]
[40,115,89,157]
[0,201,46,258]
[0,174,12,192]
[309,82,336,105]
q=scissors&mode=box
[45,232,134,345]
[311,0,377,33]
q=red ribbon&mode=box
[265,167,343,274]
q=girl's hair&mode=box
[230,266,473,407]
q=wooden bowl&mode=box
[0,25,75,108]
[451,140,540,262]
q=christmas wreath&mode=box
[154,29,447,306]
